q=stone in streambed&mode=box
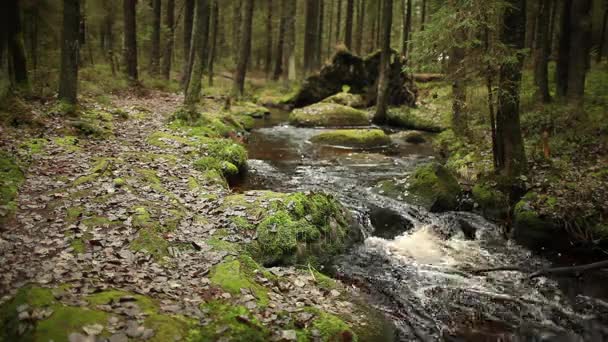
[321,92,367,108]
[289,103,369,127]
[310,129,391,149]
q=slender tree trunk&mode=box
[233,0,242,61]
[317,0,324,66]
[525,0,539,52]
[304,0,319,75]
[185,0,209,105]
[328,0,334,57]
[273,0,287,80]
[102,0,116,75]
[547,0,557,59]
[598,5,608,63]
[162,0,175,80]
[420,0,426,31]
[344,0,354,49]
[265,0,273,78]
[483,18,498,169]
[59,0,80,104]
[181,0,195,85]
[233,0,254,96]
[336,0,342,44]
[208,0,218,86]
[556,0,572,98]
[448,0,466,134]
[566,0,592,106]
[123,0,138,83]
[374,0,393,124]
[495,0,527,179]
[285,0,297,81]
[402,0,412,57]
[375,0,382,49]
[534,0,551,103]
[355,0,365,54]
[5,0,28,88]
[150,0,161,75]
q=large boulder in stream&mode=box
[311,129,391,149]
[405,163,462,212]
[321,91,367,108]
[217,191,360,266]
[288,49,417,108]
[289,103,370,127]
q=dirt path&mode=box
[0,93,375,341]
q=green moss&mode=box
[86,290,156,312]
[187,176,200,191]
[303,308,357,341]
[289,103,370,127]
[113,177,126,186]
[209,258,269,306]
[201,169,228,188]
[407,163,462,211]
[52,135,81,152]
[81,216,113,227]
[231,216,254,230]
[0,151,24,222]
[472,183,508,219]
[387,107,445,132]
[321,92,366,108]
[73,158,114,186]
[147,131,198,148]
[130,228,170,260]
[206,238,240,253]
[230,102,270,118]
[310,129,391,148]
[201,138,247,171]
[19,138,47,155]
[66,206,84,222]
[132,206,153,228]
[193,301,270,341]
[70,238,86,254]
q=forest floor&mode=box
[0,88,379,341]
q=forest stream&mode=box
[238,109,608,341]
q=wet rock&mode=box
[310,129,391,149]
[391,130,427,144]
[289,103,369,128]
[82,323,104,335]
[406,163,462,212]
[321,92,367,108]
[280,330,298,341]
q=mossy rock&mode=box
[0,151,24,222]
[289,103,369,127]
[310,129,391,149]
[406,163,462,212]
[512,192,561,250]
[194,138,247,182]
[321,92,367,108]
[391,130,427,144]
[472,183,508,220]
[231,102,270,118]
[220,191,359,266]
[387,108,445,132]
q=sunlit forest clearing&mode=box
[0,0,607,341]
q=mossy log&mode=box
[288,49,417,108]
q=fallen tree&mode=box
[471,259,608,279]
[287,49,417,108]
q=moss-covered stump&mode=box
[471,183,508,220]
[0,151,24,222]
[289,103,369,127]
[218,191,358,266]
[310,129,391,149]
[406,163,462,212]
[288,49,417,108]
[387,108,445,132]
[321,91,367,108]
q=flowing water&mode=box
[237,109,608,341]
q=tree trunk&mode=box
[566,0,592,106]
[59,0,80,104]
[273,0,287,80]
[534,0,551,103]
[336,0,342,44]
[181,0,195,85]
[344,0,354,50]
[495,0,527,179]
[5,0,28,88]
[161,0,175,80]
[420,0,426,31]
[374,0,393,124]
[317,0,324,66]
[355,0,365,55]
[448,0,466,134]
[304,0,319,75]
[328,0,334,57]
[233,0,254,96]
[598,5,608,63]
[265,0,273,78]
[102,0,116,75]
[208,0,219,86]
[123,0,138,83]
[185,0,209,105]
[285,0,296,81]
[402,0,412,57]
[556,0,572,98]
[233,0,242,61]
[150,0,161,75]
[547,0,557,59]
[525,0,539,52]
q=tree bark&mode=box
[150,0,161,75]
[59,0,80,105]
[4,0,28,88]
[208,0,219,86]
[233,0,242,61]
[374,0,393,124]
[556,0,572,98]
[533,0,551,103]
[185,0,209,105]
[233,0,254,96]
[336,0,342,44]
[181,0,195,85]
[317,0,324,66]
[328,0,334,57]
[123,0,138,83]
[101,0,116,75]
[355,0,365,55]
[420,0,426,31]
[161,0,175,80]
[304,0,320,75]
[495,0,527,179]
[448,1,466,134]
[402,0,412,58]
[273,0,287,80]
[344,0,354,50]
[265,0,273,78]
[285,0,297,81]
[566,0,592,106]
[598,5,608,63]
